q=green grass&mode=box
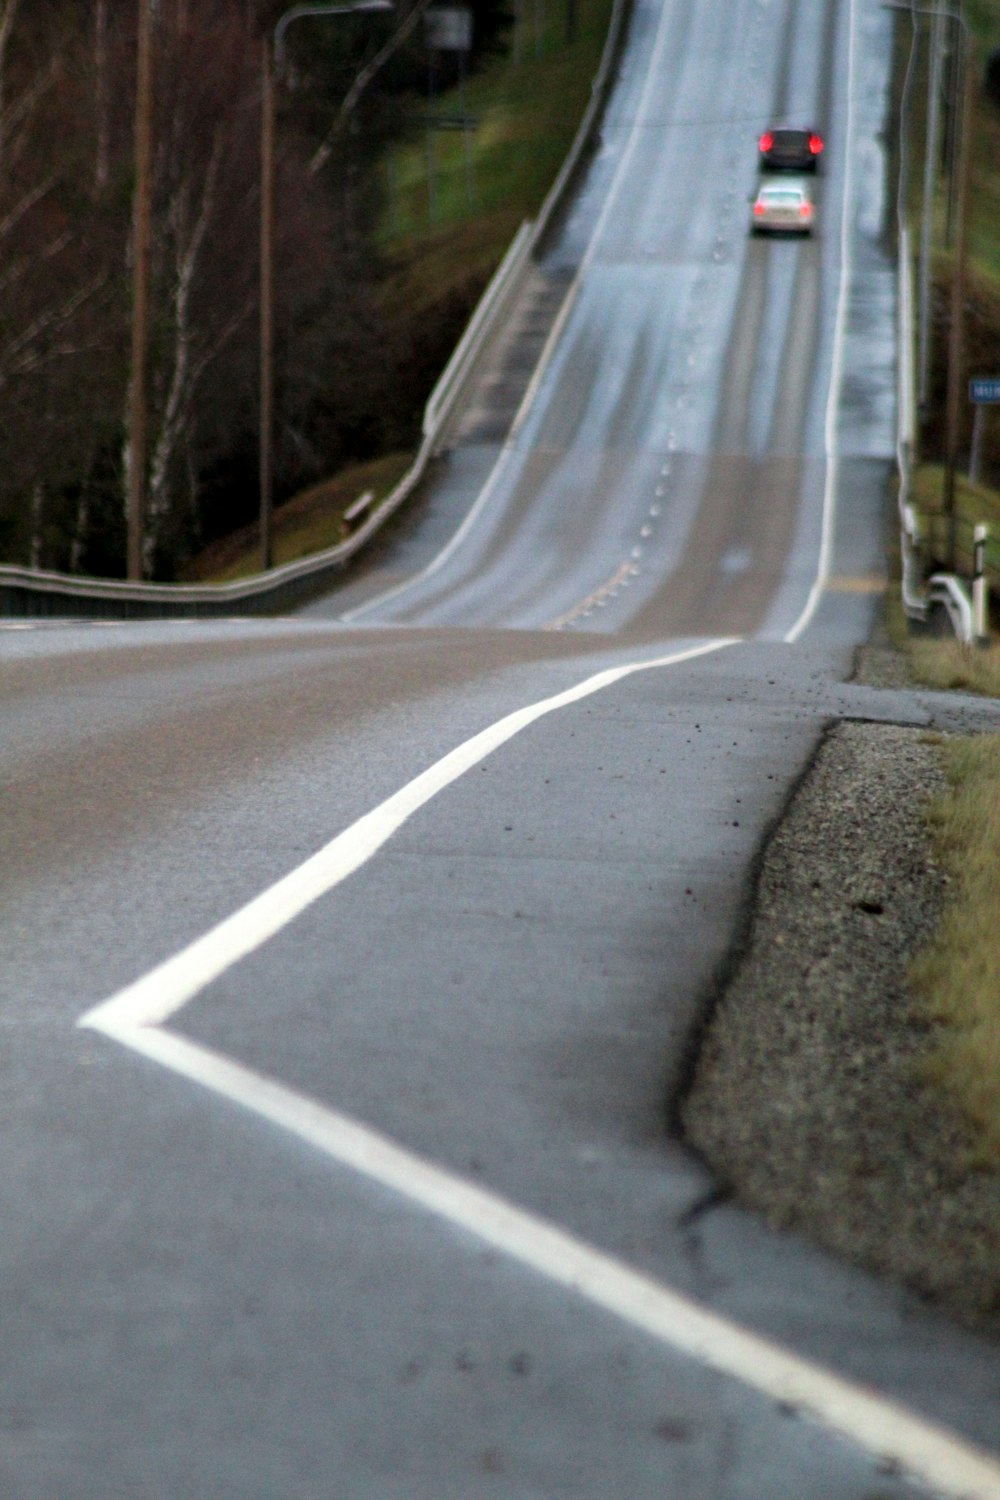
[909,730,1000,1165]
[967,103,1000,287]
[892,570,1000,1163]
[376,0,615,317]
[909,636,1000,696]
[910,463,1000,584]
[182,452,411,583]
[381,0,615,243]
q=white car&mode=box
[751,179,815,235]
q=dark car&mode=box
[758,127,824,172]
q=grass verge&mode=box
[894,9,1000,1155]
[890,619,1000,1165]
[910,635,1000,695]
[377,0,617,311]
[909,729,1000,1165]
[181,452,411,583]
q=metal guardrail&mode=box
[895,226,975,642]
[925,571,974,640]
[0,0,632,622]
[422,219,535,450]
[896,232,930,625]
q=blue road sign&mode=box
[969,377,1000,403]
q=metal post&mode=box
[944,2,964,244]
[259,35,275,573]
[943,52,972,572]
[128,0,155,581]
[460,50,474,208]
[918,10,945,415]
[972,523,989,643]
[969,403,984,484]
[260,3,391,575]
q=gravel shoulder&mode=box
[680,644,1000,1339]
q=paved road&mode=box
[3,0,999,1497]
[320,0,885,642]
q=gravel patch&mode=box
[681,653,1000,1338]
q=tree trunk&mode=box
[28,481,43,569]
[94,0,110,193]
[0,0,23,171]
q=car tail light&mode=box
[800,204,811,217]
[809,133,824,155]
[759,132,774,153]
[754,202,765,215]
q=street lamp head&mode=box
[275,2,394,73]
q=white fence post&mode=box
[973,523,990,645]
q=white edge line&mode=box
[346,271,585,624]
[783,0,859,645]
[76,622,1000,1497]
[79,638,736,1034]
[359,272,586,620]
[90,1019,1000,1500]
[341,434,519,621]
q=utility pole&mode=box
[259,34,276,573]
[918,9,945,415]
[258,3,392,574]
[128,0,155,580]
[943,49,972,571]
[885,0,972,572]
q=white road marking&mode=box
[90,1027,1000,1500]
[79,626,1000,1498]
[80,638,734,1033]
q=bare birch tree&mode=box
[0,0,420,577]
[0,4,123,568]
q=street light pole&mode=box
[918,10,945,414]
[258,1,392,575]
[259,34,276,573]
[943,38,972,570]
[128,0,155,580]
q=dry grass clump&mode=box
[910,732,1000,1164]
[910,638,1000,696]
